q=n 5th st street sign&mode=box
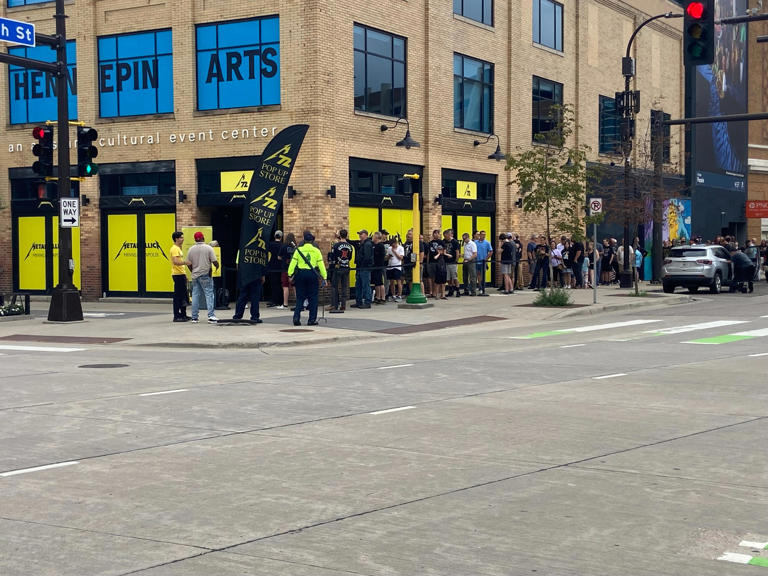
[0,17,35,48]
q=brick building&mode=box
[0,0,683,300]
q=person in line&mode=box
[277,232,296,310]
[513,234,524,290]
[288,231,327,326]
[461,232,477,296]
[232,250,264,324]
[499,234,516,294]
[432,244,448,299]
[549,239,563,289]
[352,229,373,309]
[387,236,405,301]
[403,229,425,297]
[600,238,614,286]
[526,234,538,289]
[529,235,548,290]
[475,230,493,296]
[170,231,191,322]
[267,230,283,307]
[425,229,443,298]
[561,238,573,289]
[569,236,584,288]
[372,231,387,304]
[443,229,461,297]
[329,229,353,313]
[187,231,219,323]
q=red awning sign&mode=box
[746,200,768,219]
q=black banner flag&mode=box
[238,124,309,288]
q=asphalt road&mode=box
[1,292,767,575]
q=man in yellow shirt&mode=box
[288,231,327,326]
[170,231,190,322]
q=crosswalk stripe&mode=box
[646,320,748,335]
[512,319,661,339]
[0,345,87,353]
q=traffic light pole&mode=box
[619,12,682,288]
[47,0,82,322]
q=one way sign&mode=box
[60,198,80,228]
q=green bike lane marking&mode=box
[684,327,768,345]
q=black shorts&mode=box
[387,269,402,280]
[373,270,385,286]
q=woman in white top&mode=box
[386,237,405,300]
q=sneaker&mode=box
[190,319,199,323]
[276,305,287,310]
[395,295,402,301]
[455,292,460,298]
[208,316,219,323]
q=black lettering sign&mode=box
[204,48,278,84]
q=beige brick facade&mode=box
[0,0,683,299]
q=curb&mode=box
[134,332,376,349]
[550,295,693,319]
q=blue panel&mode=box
[156,30,173,54]
[196,17,280,110]
[218,20,258,49]
[99,36,116,61]
[197,25,217,51]
[156,55,174,113]
[8,41,77,124]
[117,32,156,59]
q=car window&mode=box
[714,248,729,259]
[669,248,707,258]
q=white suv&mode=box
[662,245,733,294]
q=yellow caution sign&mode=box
[220,171,254,193]
[457,180,477,200]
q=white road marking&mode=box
[560,344,585,348]
[139,389,188,397]
[739,540,768,549]
[761,315,768,318]
[1,461,79,478]
[646,320,748,335]
[733,328,768,337]
[749,353,768,358]
[83,312,125,318]
[370,406,415,415]
[0,345,87,352]
[718,552,752,564]
[593,373,627,380]
[377,364,414,370]
[564,319,661,333]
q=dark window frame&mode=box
[7,0,50,6]
[531,75,563,141]
[532,0,563,52]
[454,52,494,134]
[598,95,621,155]
[353,23,407,118]
[453,0,494,27]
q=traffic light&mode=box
[397,173,421,195]
[684,0,714,66]
[77,126,99,177]
[32,125,54,177]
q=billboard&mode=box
[693,0,748,191]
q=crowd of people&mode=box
[171,228,768,324]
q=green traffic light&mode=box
[85,163,98,176]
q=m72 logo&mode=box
[252,186,278,210]
[244,227,266,250]
[264,144,293,168]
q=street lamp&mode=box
[618,11,682,288]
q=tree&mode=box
[505,104,600,292]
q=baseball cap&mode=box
[303,231,315,242]
[194,231,204,241]
[275,230,283,238]
[357,229,368,235]
[380,229,389,235]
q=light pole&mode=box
[619,11,682,288]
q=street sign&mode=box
[0,17,35,48]
[60,198,79,228]
[746,200,768,219]
[589,197,603,216]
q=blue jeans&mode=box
[355,269,372,305]
[191,275,216,319]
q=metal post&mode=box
[593,222,598,304]
[47,0,82,321]
[404,178,427,305]
[651,111,664,283]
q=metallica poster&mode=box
[238,124,309,288]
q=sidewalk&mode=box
[0,283,694,349]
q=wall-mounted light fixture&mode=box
[380,117,421,149]
[515,198,523,208]
[178,190,187,203]
[473,134,505,161]
[287,186,300,198]
[81,194,90,206]
[326,185,336,198]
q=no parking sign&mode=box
[589,198,603,216]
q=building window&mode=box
[197,16,280,111]
[354,24,406,117]
[531,75,562,140]
[100,170,175,197]
[651,110,672,163]
[8,41,76,124]
[599,95,620,154]
[98,29,173,118]
[454,53,494,133]
[8,0,49,6]
[533,0,563,52]
[453,0,493,26]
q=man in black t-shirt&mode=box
[570,239,585,288]
[530,235,549,289]
[372,231,388,303]
[443,229,462,297]
[329,229,354,312]
[425,229,443,298]
[403,228,425,296]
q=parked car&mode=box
[662,245,733,294]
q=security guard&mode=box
[288,231,328,326]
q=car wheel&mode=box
[687,286,699,294]
[663,283,675,294]
[710,273,721,294]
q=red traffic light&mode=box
[686,2,705,19]
[32,125,49,140]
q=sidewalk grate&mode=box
[375,315,505,335]
[0,334,130,344]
